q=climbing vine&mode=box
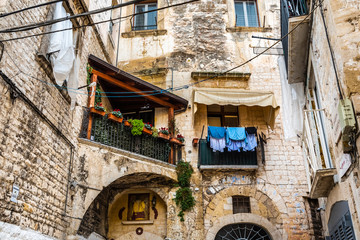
[174,161,195,221]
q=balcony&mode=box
[302,109,337,198]
[198,139,258,170]
[281,0,310,83]
[80,55,188,165]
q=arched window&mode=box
[215,223,272,240]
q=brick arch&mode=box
[205,213,285,240]
[204,185,288,231]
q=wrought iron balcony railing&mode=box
[80,112,174,164]
[198,139,257,167]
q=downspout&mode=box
[319,1,344,100]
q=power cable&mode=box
[0,0,64,18]
[2,0,323,99]
[0,0,199,42]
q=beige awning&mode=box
[193,88,280,129]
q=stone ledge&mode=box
[199,165,258,171]
[191,72,251,81]
[226,26,272,33]
[78,138,176,170]
[122,220,154,225]
[121,29,167,38]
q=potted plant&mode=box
[192,138,199,147]
[127,119,144,136]
[158,127,170,140]
[171,134,185,145]
[108,109,123,123]
[151,127,158,138]
[143,122,153,135]
[90,102,106,116]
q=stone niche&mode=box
[107,189,167,240]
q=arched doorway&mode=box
[328,201,356,239]
[215,223,272,240]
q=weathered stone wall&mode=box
[112,0,313,239]
[0,0,112,238]
[307,0,360,238]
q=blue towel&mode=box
[226,127,247,144]
[207,126,226,141]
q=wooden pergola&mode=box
[86,55,188,164]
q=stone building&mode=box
[280,0,360,239]
[0,0,336,239]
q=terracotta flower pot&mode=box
[143,127,152,135]
[90,107,106,116]
[170,138,184,145]
[158,132,170,140]
[124,120,131,127]
[192,138,199,147]
[108,113,123,123]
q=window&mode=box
[235,0,259,27]
[122,109,154,126]
[232,196,251,214]
[127,193,150,221]
[207,105,239,127]
[133,2,157,31]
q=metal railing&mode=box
[87,114,172,163]
[198,139,257,166]
[281,0,308,69]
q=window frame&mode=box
[234,0,260,27]
[207,105,239,127]
[133,2,157,31]
[232,195,251,214]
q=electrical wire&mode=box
[0,0,64,18]
[2,0,323,99]
[0,0,199,42]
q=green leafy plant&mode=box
[174,161,195,221]
[127,119,144,136]
[111,109,122,118]
[177,134,185,143]
[144,122,152,130]
[94,103,105,112]
[86,65,101,104]
[151,127,158,138]
[159,127,169,135]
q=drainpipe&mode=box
[168,67,174,91]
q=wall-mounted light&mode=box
[152,196,157,207]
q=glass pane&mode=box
[147,4,157,30]
[235,2,245,26]
[208,105,221,113]
[246,2,259,27]
[134,5,145,30]
[208,117,221,127]
[224,105,238,113]
[224,115,238,127]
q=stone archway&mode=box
[75,172,176,239]
[206,213,283,240]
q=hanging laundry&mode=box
[207,126,226,140]
[208,126,226,152]
[245,127,257,134]
[226,127,247,143]
[209,136,226,152]
[241,134,257,151]
[227,139,242,152]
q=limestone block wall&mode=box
[0,0,110,238]
[307,0,360,237]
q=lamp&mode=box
[152,196,156,207]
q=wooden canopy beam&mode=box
[92,69,177,109]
